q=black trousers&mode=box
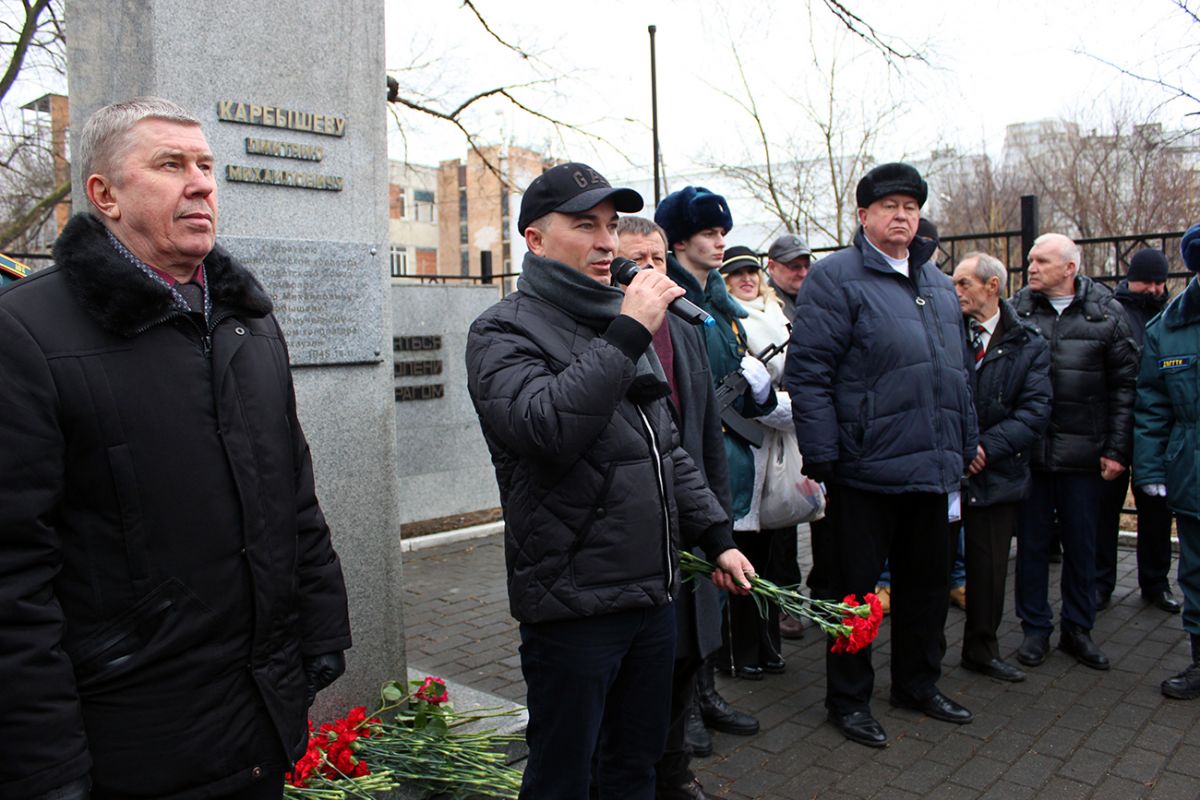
[1096,472,1174,597]
[726,528,791,669]
[822,485,951,714]
[807,515,833,596]
[961,502,1019,664]
[654,655,701,787]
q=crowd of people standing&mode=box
[466,158,1200,800]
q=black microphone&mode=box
[609,257,715,327]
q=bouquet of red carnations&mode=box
[678,550,883,653]
[284,676,523,799]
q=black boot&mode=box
[696,657,759,735]
[1162,634,1200,700]
[684,695,712,757]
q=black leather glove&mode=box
[33,777,90,800]
[303,651,347,707]
[801,460,835,484]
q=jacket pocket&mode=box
[570,459,661,589]
[70,577,217,693]
[106,443,151,588]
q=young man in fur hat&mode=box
[466,163,755,799]
[783,162,978,748]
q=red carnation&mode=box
[415,676,449,705]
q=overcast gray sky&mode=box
[384,0,1198,179]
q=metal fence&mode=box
[810,194,1190,298]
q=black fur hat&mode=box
[855,162,928,209]
[654,186,733,248]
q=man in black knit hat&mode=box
[1096,248,1180,613]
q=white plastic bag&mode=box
[759,427,826,528]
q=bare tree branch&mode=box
[0,0,54,106]
[0,176,66,250]
[819,0,926,68]
[460,0,530,60]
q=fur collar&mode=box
[53,213,273,337]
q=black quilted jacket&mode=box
[466,286,733,624]
[1013,275,1139,471]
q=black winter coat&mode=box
[1013,275,1139,471]
[965,300,1053,507]
[466,286,733,625]
[0,215,351,800]
[784,228,978,494]
[665,315,730,660]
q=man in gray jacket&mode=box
[784,162,977,748]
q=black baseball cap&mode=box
[517,162,643,234]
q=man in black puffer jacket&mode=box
[0,98,351,800]
[952,252,1052,683]
[784,162,978,748]
[466,163,755,800]
[1096,249,1180,613]
[1012,233,1139,672]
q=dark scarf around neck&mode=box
[518,252,669,400]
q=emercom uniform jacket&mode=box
[1134,277,1200,520]
[965,299,1053,508]
[0,214,351,800]
[465,281,734,625]
[784,228,978,494]
[1013,275,1139,471]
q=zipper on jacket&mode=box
[636,404,674,601]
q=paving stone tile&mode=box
[1056,746,1116,785]
[1034,776,1091,800]
[402,531,1190,798]
[1091,773,1151,799]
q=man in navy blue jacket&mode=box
[784,162,978,747]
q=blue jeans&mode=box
[1016,470,1103,633]
[518,604,676,800]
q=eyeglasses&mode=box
[779,259,811,271]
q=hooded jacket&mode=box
[1134,277,1200,519]
[784,227,978,494]
[0,214,351,800]
[465,264,733,625]
[1012,275,1139,471]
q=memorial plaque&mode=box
[221,235,384,366]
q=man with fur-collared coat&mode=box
[0,98,350,800]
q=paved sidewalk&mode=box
[402,533,1199,799]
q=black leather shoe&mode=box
[696,668,759,736]
[656,776,723,800]
[827,709,887,747]
[889,691,973,724]
[733,665,764,681]
[1058,626,1110,670]
[685,697,712,757]
[1144,589,1183,613]
[1095,590,1111,611]
[1017,632,1050,667]
[1161,663,1200,699]
[961,656,1026,683]
[762,658,786,674]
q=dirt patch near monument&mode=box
[401,507,503,539]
